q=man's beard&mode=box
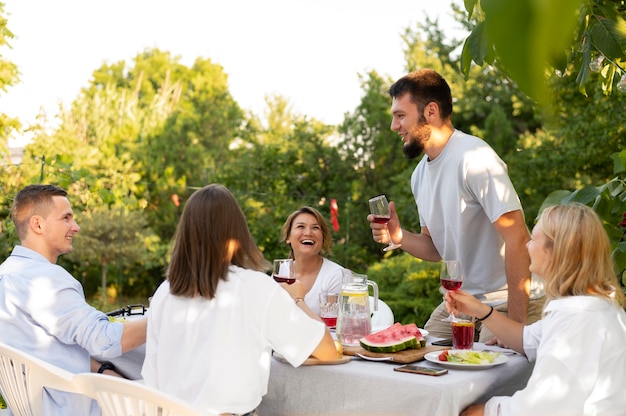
[402,123,431,160]
[403,139,424,160]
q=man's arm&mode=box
[120,318,147,352]
[395,226,442,262]
[492,210,531,324]
[368,201,441,262]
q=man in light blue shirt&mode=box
[0,184,147,415]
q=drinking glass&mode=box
[368,195,401,251]
[319,292,339,328]
[451,319,475,349]
[272,259,295,284]
[440,260,463,322]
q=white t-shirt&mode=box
[303,258,344,316]
[411,130,523,301]
[485,296,626,415]
[141,265,326,415]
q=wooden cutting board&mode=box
[343,345,450,364]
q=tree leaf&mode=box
[589,16,626,59]
[612,150,626,175]
[464,0,478,16]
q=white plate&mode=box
[424,350,508,370]
[355,353,394,362]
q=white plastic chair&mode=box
[74,373,213,416]
[370,296,395,331]
[0,343,82,416]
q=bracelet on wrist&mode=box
[97,361,116,374]
[477,305,494,322]
[294,297,304,304]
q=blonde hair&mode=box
[539,203,624,307]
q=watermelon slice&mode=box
[359,323,426,353]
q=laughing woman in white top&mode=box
[141,185,336,416]
[280,206,345,316]
[446,203,626,416]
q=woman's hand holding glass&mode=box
[440,260,463,322]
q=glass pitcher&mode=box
[336,270,379,346]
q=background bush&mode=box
[365,254,442,327]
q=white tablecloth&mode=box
[108,340,532,416]
[258,343,532,416]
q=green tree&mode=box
[14,49,196,299]
[0,3,25,265]
[220,96,361,268]
[456,0,626,291]
[65,206,161,305]
[0,2,20,163]
[460,0,626,102]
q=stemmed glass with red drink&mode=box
[272,259,295,284]
[368,195,401,251]
[440,260,463,322]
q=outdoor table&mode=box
[257,342,532,416]
[106,334,533,416]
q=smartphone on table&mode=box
[394,364,448,376]
[431,339,453,347]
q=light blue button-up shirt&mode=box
[0,245,124,415]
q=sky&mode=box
[1,0,461,146]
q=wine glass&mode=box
[272,259,295,284]
[440,260,463,322]
[368,195,401,252]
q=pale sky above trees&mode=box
[0,0,457,145]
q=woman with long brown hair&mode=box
[142,184,336,416]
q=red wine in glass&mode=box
[441,278,462,291]
[368,195,401,251]
[321,316,337,327]
[440,260,463,322]
[273,259,295,285]
[273,275,295,284]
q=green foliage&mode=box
[540,150,626,289]
[461,0,626,101]
[365,254,442,327]
[2,1,625,314]
[0,1,20,162]
[64,205,163,303]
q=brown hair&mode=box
[388,69,453,121]
[539,203,624,307]
[280,206,332,258]
[167,184,271,298]
[12,184,68,240]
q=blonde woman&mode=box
[446,203,626,416]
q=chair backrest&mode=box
[74,373,212,416]
[0,343,78,416]
[370,296,395,332]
